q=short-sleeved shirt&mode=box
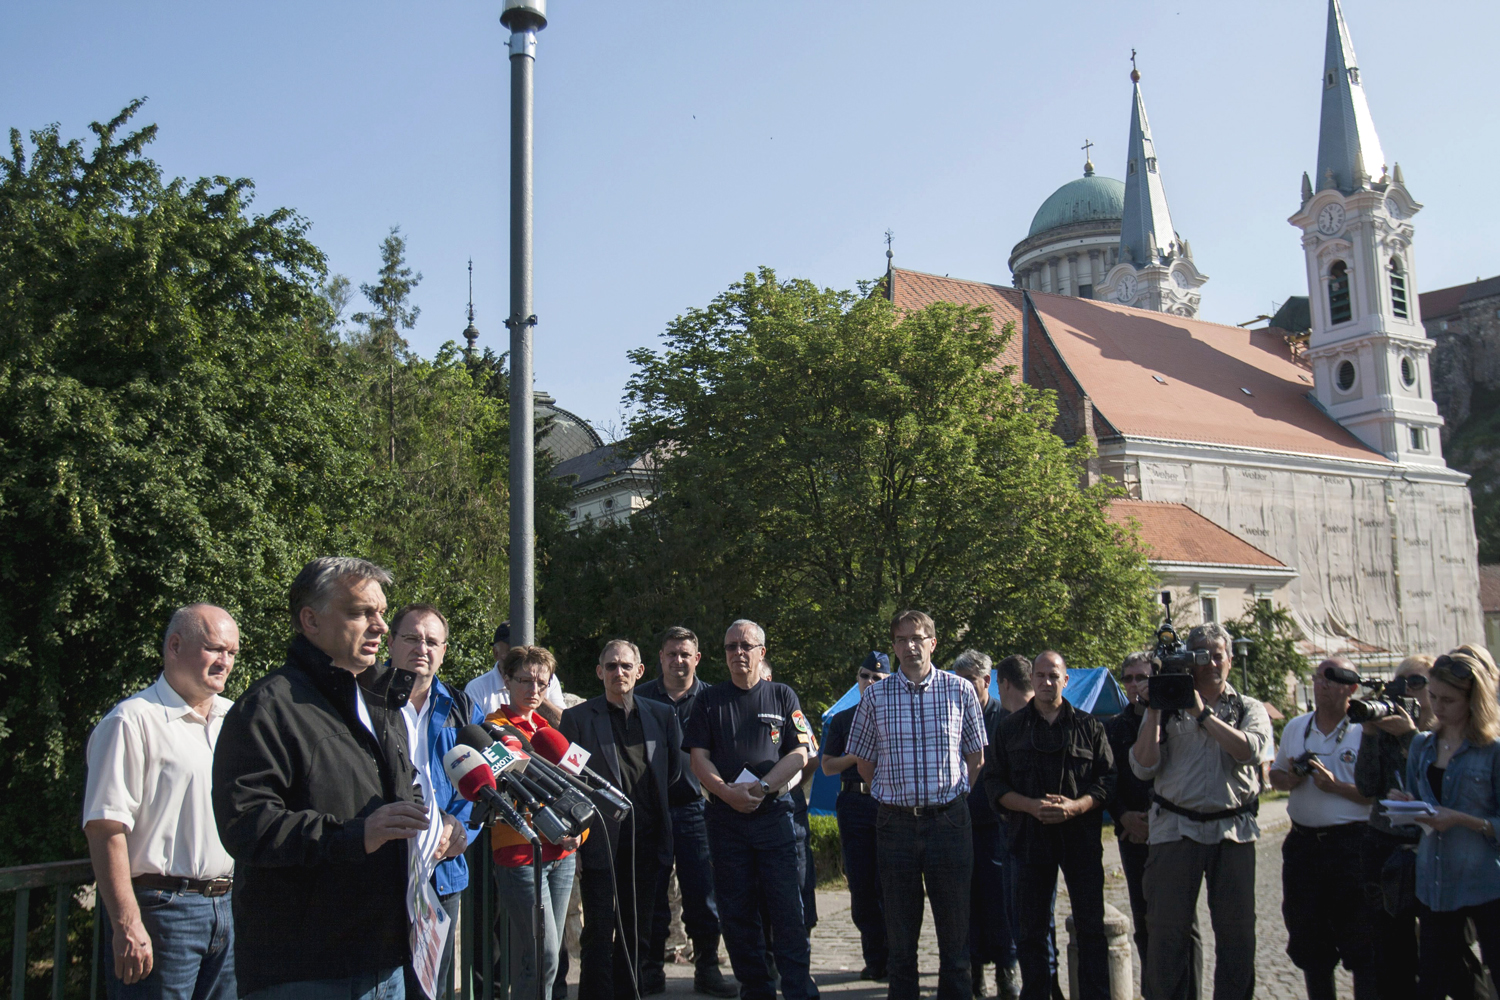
[683,679,810,816]
[823,708,864,792]
[844,667,987,808]
[1273,711,1370,827]
[464,665,565,718]
[83,675,235,880]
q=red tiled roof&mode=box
[1419,275,1500,320]
[889,268,1024,374]
[1028,291,1386,462]
[1481,565,1500,615]
[1107,500,1287,568]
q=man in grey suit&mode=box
[559,640,682,1000]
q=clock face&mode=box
[1117,274,1138,302]
[1385,196,1406,220]
[1317,203,1345,235]
[1172,268,1190,289]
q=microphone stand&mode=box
[532,842,545,1000]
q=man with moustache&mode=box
[214,558,432,1000]
[635,627,739,998]
[556,640,678,1000]
[683,621,814,1000]
[85,604,241,1000]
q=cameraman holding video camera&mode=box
[1130,621,1274,1000]
[1268,658,1376,1000]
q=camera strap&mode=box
[1152,793,1260,824]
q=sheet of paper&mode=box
[1379,799,1437,815]
[734,767,757,785]
[407,771,452,999]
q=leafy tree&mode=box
[1224,601,1309,720]
[351,227,421,466]
[544,269,1156,709]
[0,103,372,868]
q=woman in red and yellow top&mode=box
[484,646,578,1000]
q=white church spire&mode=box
[1119,59,1177,267]
[1316,0,1386,194]
[1096,52,1206,317]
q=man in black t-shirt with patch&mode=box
[683,619,814,1000]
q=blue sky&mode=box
[5,1,1495,432]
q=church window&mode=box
[1410,427,1426,451]
[1328,261,1352,325]
[1336,359,1357,392]
[1146,157,1158,173]
[1348,67,1360,85]
[1128,160,1137,175]
[1078,283,1094,299]
[603,497,615,510]
[1326,71,1337,88]
[1389,257,1408,319]
[1400,356,1416,388]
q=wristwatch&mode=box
[758,779,773,797]
[1196,707,1214,725]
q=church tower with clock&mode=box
[1290,0,1444,466]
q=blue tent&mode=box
[808,667,1128,815]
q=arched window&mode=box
[1328,261,1352,325]
[1389,256,1409,319]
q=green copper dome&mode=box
[1027,174,1126,237]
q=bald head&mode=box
[1031,650,1068,710]
[162,604,239,710]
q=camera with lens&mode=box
[1147,592,1211,712]
[1289,750,1319,777]
[1347,674,1420,724]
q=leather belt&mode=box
[841,782,871,796]
[1290,821,1366,840]
[132,874,233,897]
[879,797,963,817]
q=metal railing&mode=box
[3,836,512,1000]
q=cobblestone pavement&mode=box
[643,798,1351,1000]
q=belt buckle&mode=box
[910,805,923,817]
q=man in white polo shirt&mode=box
[1269,657,1376,1000]
[84,603,239,1000]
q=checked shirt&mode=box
[845,666,987,808]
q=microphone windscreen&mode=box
[442,744,498,802]
[457,724,495,751]
[530,727,573,765]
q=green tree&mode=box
[1224,601,1309,720]
[0,103,372,869]
[544,269,1157,708]
[351,227,421,466]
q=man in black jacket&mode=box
[213,557,433,1000]
[559,640,682,1000]
[983,652,1115,1000]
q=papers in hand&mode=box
[734,767,795,796]
[1381,799,1438,818]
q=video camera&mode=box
[1347,673,1420,724]
[1148,591,1212,712]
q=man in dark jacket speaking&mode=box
[213,557,432,1000]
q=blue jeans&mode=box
[705,804,813,1000]
[649,800,722,972]
[103,888,234,1000]
[243,966,403,1000]
[494,854,576,1000]
[876,801,973,1000]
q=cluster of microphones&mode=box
[442,723,632,846]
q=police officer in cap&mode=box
[684,620,815,1000]
[820,652,890,981]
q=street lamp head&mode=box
[501,0,547,31]
[1233,636,1253,656]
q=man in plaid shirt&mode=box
[846,611,987,1000]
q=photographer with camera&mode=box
[1268,658,1376,1000]
[1352,655,1433,1000]
[1385,645,1500,1000]
[1131,621,1274,1000]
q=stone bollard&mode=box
[1065,901,1134,1000]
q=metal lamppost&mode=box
[502,0,546,646]
[1234,635,1253,694]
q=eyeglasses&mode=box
[602,661,637,673]
[724,642,762,653]
[509,674,548,688]
[858,670,887,682]
[1121,673,1151,684]
[399,634,445,649]
[893,635,931,647]
[1401,674,1429,689]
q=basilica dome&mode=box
[1027,174,1125,237]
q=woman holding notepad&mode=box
[1387,645,1500,998]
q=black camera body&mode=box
[1347,675,1420,724]
[1147,592,1211,713]
[1289,749,1319,777]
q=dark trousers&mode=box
[1418,897,1500,1000]
[1282,824,1376,1000]
[648,800,722,973]
[795,806,818,930]
[704,805,813,1000]
[837,790,888,973]
[1014,833,1108,1000]
[876,800,973,1000]
[579,830,659,1000]
[1120,839,1200,1000]
[1359,828,1420,1000]
[970,822,1010,971]
[1144,838,1256,1000]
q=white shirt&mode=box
[400,693,434,774]
[1273,710,1371,827]
[83,675,235,880]
[464,665,564,718]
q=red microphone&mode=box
[531,728,633,817]
[441,745,538,843]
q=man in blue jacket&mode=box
[390,603,485,998]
